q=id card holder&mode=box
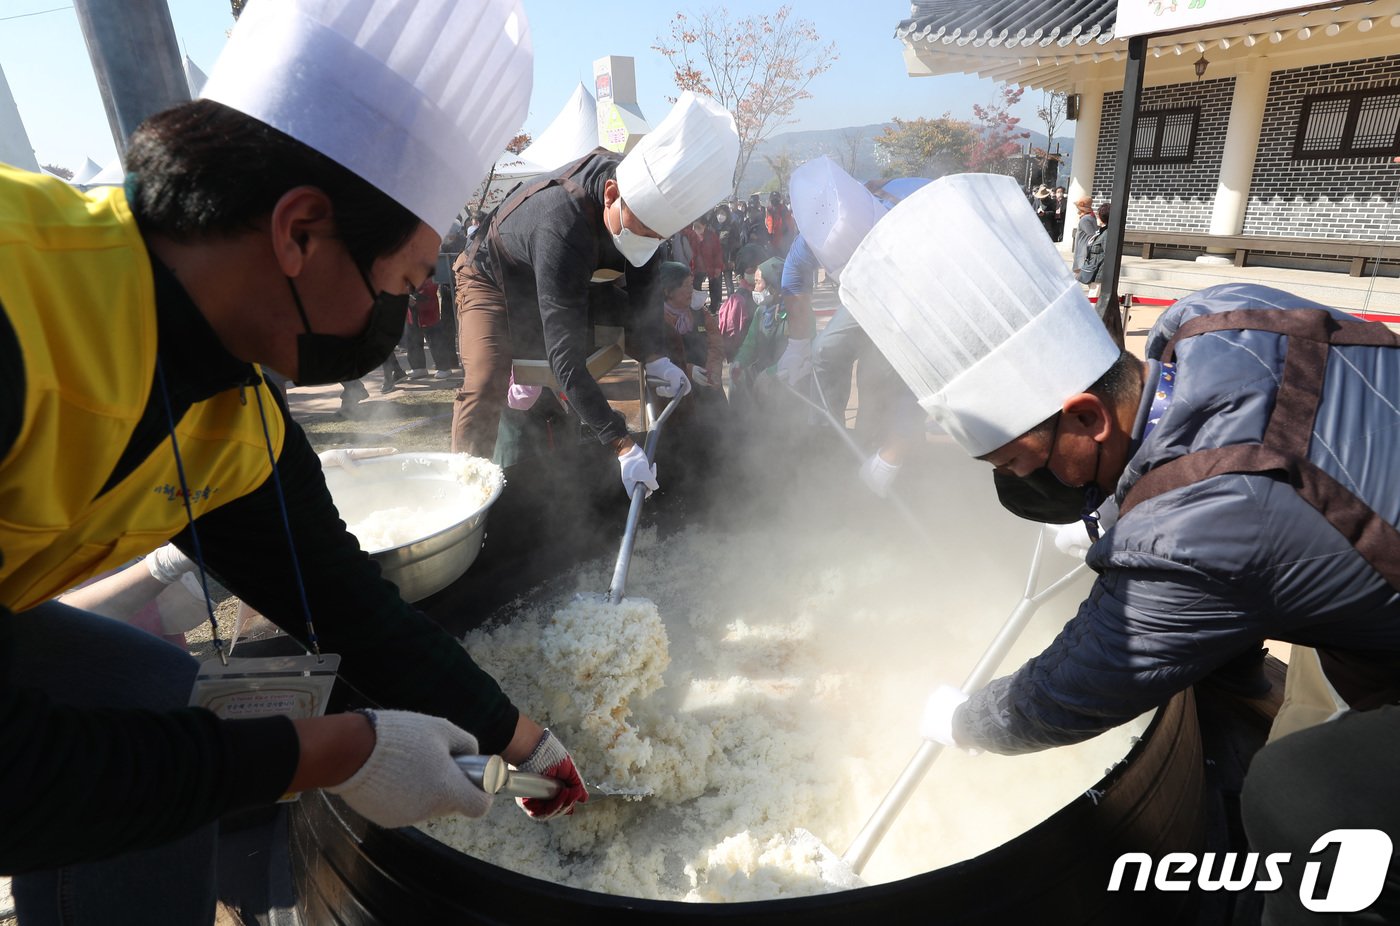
[189,654,341,802]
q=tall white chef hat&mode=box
[840,173,1120,457]
[789,156,885,275]
[614,91,739,240]
[201,0,532,237]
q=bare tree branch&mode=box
[655,5,837,198]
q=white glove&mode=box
[645,356,692,398]
[859,452,901,499]
[774,336,813,386]
[688,365,711,387]
[145,543,195,585]
[1050,496,1120,559]
[618,442,659,498]
[326,709,492,827]
[920,685,977,754]
[1051,521,1094,559]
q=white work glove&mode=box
[920,685,978,754]
[645,356,692,398]
[145,543,195,585]
[859,452,901,499]
[326,709,492,828]
[688,364,711,388]
[1051,521,1094,559]
[618,442,659,498]
[774,336,813,386]
[1050,496,1120,559]
[145,544,212,634]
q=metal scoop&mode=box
[605,382,683,604]
[455,755,649,800]
[840,532,1089,875]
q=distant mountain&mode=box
[736,123,1074,194]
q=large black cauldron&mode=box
[292,418,1210,924]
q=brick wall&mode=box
[1093,76,1235,232]
[1245,54,1400,241]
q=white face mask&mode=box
[611,224,662,268]
[608,197,663,267]
[752,291,767,306]
[690,289,708,310]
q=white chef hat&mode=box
[614,91,739,239]
[840,173,1120,457]
[789,156,885,275]
[201,0,532,237]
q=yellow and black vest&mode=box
[0,164,284,611]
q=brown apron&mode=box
[448,150,608,457]
[455,147,605,295]
[1119,308,1400,712]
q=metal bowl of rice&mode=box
[322,452,505,602]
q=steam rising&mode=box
[422,437,1151,901]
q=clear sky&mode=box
[1,0,1056,174]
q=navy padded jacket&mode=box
[959,283,1400,754]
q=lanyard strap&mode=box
[156,364,323,662]
[155,360,227,664]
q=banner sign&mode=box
[1116,1,1344,38]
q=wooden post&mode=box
[1100,35,1147,349]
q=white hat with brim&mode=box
[615,91,739,240]
[839,172,1120,457]
[789,156,884,275]
[202,0,532,237]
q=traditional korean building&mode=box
[895,1,1400,300]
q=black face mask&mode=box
[288,271,409,386]
[993,413,1106,535]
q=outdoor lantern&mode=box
[1194,54,1210,79]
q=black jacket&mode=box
[475,151,662,445]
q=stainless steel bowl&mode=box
[322,452,505,602]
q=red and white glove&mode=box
[516,729,589,819]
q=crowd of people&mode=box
[4,0,1398,923]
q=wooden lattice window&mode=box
[1131,106,1200,165]
[1294,87,1400,159]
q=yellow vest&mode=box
[0,164,284,611]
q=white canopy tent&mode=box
[85,158,126,187]
[468,82,601,214]
[1,60,40,172]
[518,82,598,172]
[70,157,105,185]
[77,54,211,189]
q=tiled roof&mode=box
[896,0,1120,50]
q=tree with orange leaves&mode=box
[654,6,836,198]
[968,83,1031,178]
